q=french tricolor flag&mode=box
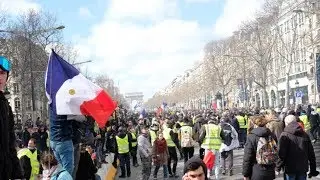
[45,50,117,128]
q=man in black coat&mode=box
[0,57,23,179]
[276,120,319,179]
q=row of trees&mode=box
[0,9,124,122]
[146,0,320,109]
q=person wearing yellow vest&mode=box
[115,126,132,178]
[129,128,139,167]
[299,110,315,143]
[18,138,41,180]
[180,117,195,163]
[199,118,224,179]
[163,120,180,178]
[299,111,310,131]
[236,112,247,148]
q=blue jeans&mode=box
[285,173,307,180]
[50,140,74,175]
[154,165,168,178]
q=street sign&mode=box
[295,91,303,98]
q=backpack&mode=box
[256,136,278,165]
[221,123,233,146]
[181,126,193,147]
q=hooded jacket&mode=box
[276,121,317,174]
[242,127,276,180]
[0,91,23,179]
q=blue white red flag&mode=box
[45,50,116,127]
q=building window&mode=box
[13,83,19,93]
[14,97,21,110]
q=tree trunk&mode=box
[263,87,268,108]
[222,89,225,110]
[285,73,290,108]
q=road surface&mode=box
[98,145,320,180]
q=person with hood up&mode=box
[219,114,239,176]
[182,156,208,180]
[276,115,319,179]
[242,116,277,180]
[0,56,23,179]
[138,125,152,180]
[115,126,132,178]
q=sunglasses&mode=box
[0,56,11,72]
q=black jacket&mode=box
[76,150,97,180]
[276,121,317,174]
[0,92,23,179]
[242,127,276,180]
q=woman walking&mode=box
[152,132,169,180]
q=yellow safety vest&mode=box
[150,130,157,146]
[299,115,310,131]
[131,133,137,147]
[237,115,247,129]
[201,124,222,150]
[116,135,129,154]
[163,127,175,147]
[18,148,40,180]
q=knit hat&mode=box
[284,115,296,126]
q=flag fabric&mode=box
[156,107,163,117]
[45,50,117,128]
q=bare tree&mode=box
[239,13,278,107]
[4,9,64,121]
[204,39,237,109]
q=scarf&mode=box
[155,138,167,153]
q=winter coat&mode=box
[0,91,23,179]
[152,138,169,165]
[49,165,73,180]
[138,133,152,158]
[75,150,97,180]
[266,118,284,141]
[276,121,317,174]
[242,127,276,180]
[309,111,320,129]
[38,130,49,152]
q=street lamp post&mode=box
[0,26,65,125]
